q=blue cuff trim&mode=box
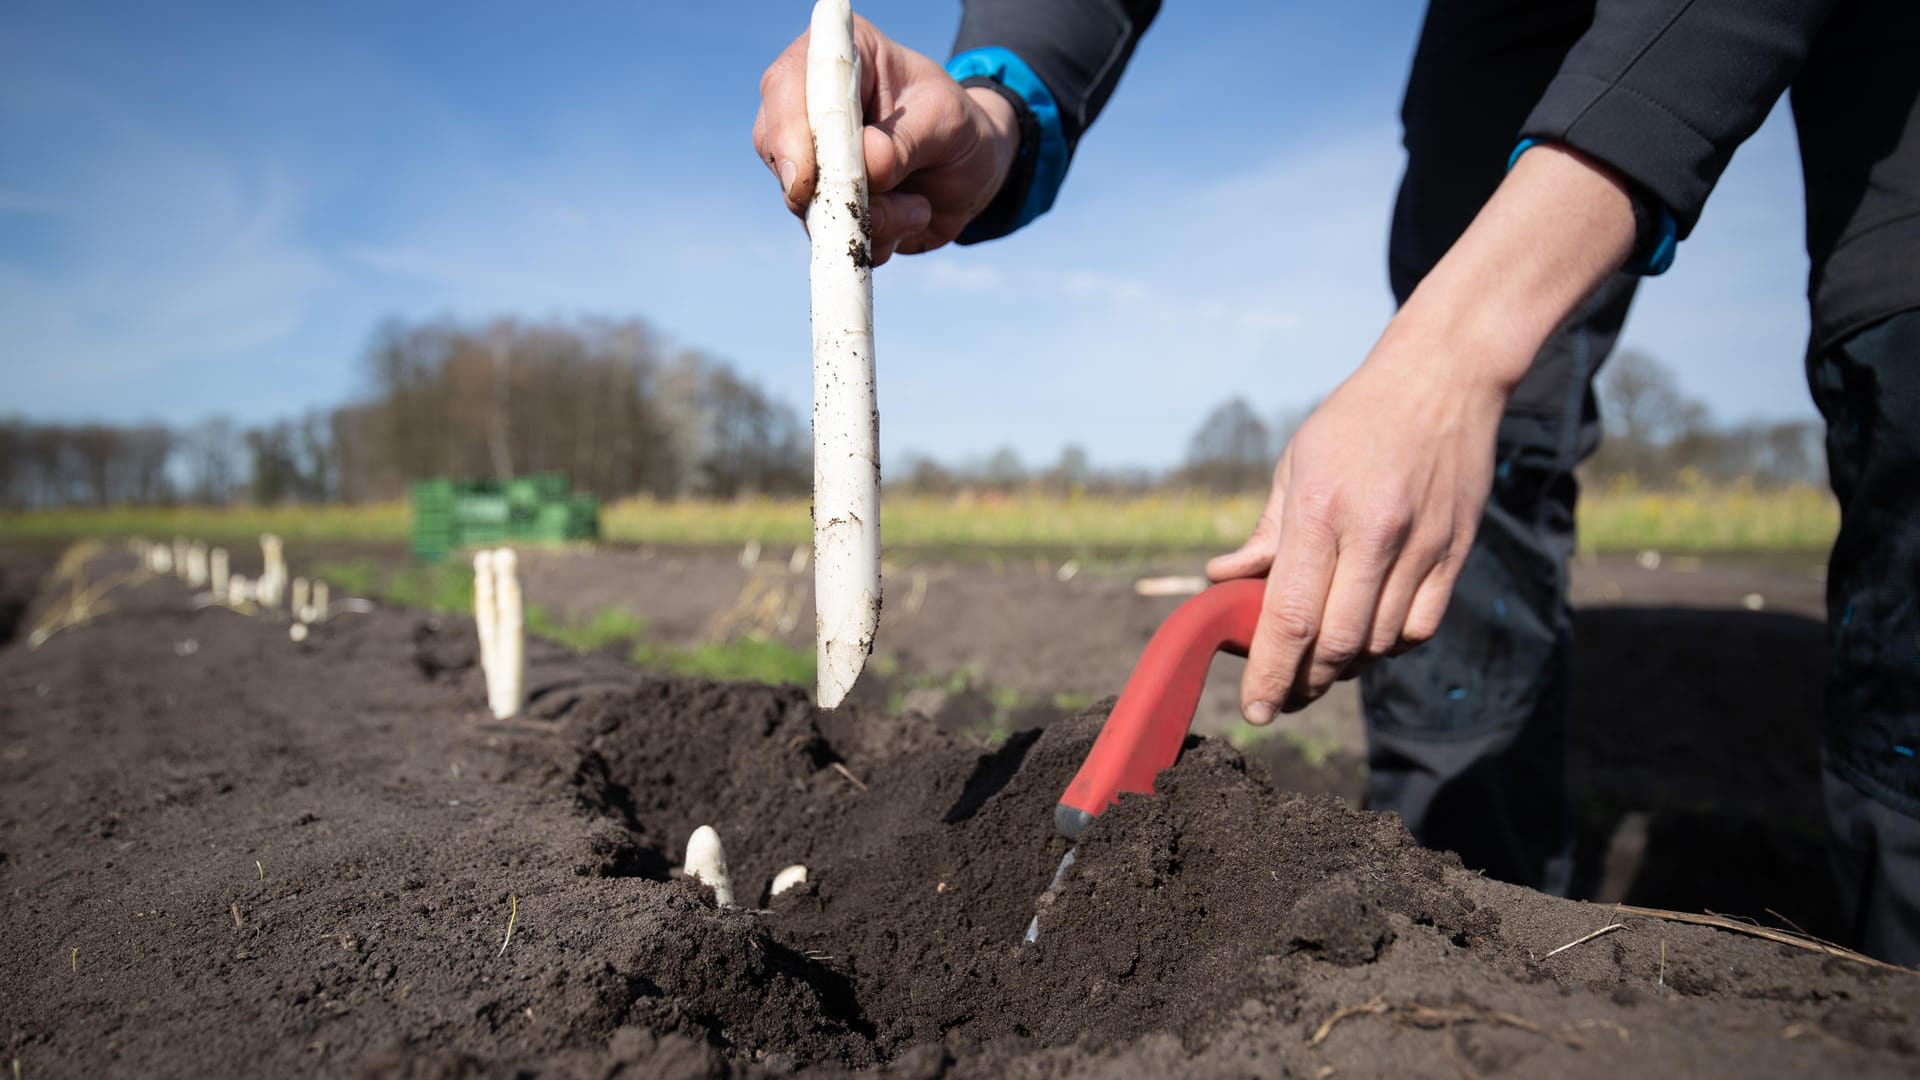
[1508,138,1676,276]
[946,47,1068,234]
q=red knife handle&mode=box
[1056,577,1265,837]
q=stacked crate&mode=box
[408,473,599,562]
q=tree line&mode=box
[1,327,1824,510]
[888,350,1823,496]
[2,315,808,509]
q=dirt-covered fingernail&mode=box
[778,160,797,196]
[1243,701,1275,726]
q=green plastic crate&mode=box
[409,473,600,561]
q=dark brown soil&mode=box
[0,546,60,647]
[3,554,1916,1078]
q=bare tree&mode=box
[351,314,800,501]
[1181,397,1271,492]
[982,446,1026,492]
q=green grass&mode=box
[1572,481,1838,554]
[310,558,474,613]
[310,553,809,684]
[0,484,1841,555]
[632,635,815,687]
[527,606,649,652]
[0,503,411,544]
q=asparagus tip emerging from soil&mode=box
[685,825,735,908]
[770,864,808,897]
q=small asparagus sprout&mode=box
[210,547,230,598]
[172,537,189,579]
[150,544,174,575]
[310,580,329,623]
[291,578,312,623]
[185,542,209,588]
[492,549,526,719]
[684,825,734,908]
[227,573,252,606]
[256,573,282,610]
[472,549,500,708]
[770,864,809,897]
[289,622,309,643]
[807,0,881,709]
[257,533,286,608]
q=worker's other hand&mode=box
[753,16,1020,266]
[1205,334,1508,722]
[1204,143,1640,722]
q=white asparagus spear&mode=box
[310,580,329,623]
[684,825,735,908]
[210,547,230,598]
[472,550,500,711]
[807,0,881,709]
[291,577,312,622]
[186,542,209,588]
[492,548,526,719]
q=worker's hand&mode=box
[752,16,1020,265]
[1207,335,1506,720]
[1206,142,1640,722]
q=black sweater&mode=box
[954,0,1919,354]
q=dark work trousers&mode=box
[1365,0,1637,898]
[1813,311,1920,964]
[1373,0,1920,963]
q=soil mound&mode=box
[2,564,1916,1078]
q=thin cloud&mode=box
[0,188,72,216]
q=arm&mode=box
[948,0,1160,242]
[1523,0,1841,240]
[1210,144,1637,720]
[1213,0,1848,716]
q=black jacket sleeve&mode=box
[1521,0,1841,238]
[953,0,1160,157]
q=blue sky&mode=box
[1,1,1815,470]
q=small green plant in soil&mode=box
[1051,690,1095,713]
[1225,723,1341,768]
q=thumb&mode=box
[1207,510,1282,582]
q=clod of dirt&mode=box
[411,617,476,679]
[617,880,873,1065]
[1285,873,1395,965]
